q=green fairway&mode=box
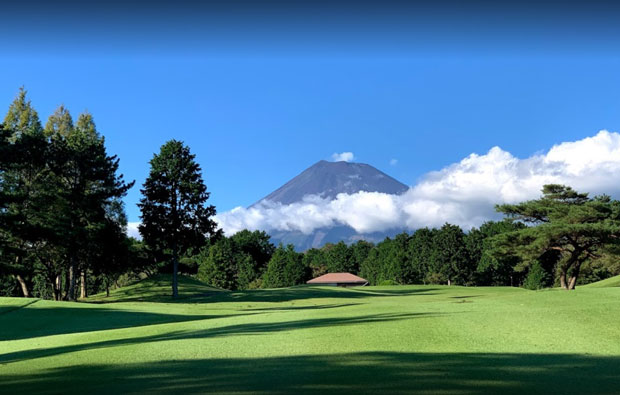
[584,274,620,288]
[2,277,620,394]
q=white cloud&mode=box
[215,130,620,235]
[331,152,355,162]
[390,158,398,166]
[127,222,142,239]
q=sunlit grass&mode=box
[2,276,620,394]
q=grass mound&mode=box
[583,274,620,288]
[86,274,224,303]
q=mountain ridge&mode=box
[253,160,409,250]
[254,160,408,206]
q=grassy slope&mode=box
[1,279,620,394]
[584,274,620,288]
[85,274,225,303]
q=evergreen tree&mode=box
[48,110,133,300]
[303,248,327,278]
[0,120,51,297]
[139,140,218,297]
[350,240,373,275]
[325,241,354,273]
[494,184,620,290]
[263,244,306,288]
[3,87,42,139]
[197,238,238,290]
[44,105,74,137]
[408,228,436,284]
[430,224,471,285]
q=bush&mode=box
[523,262,550,290]
[378,279,399,286]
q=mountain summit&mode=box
[255,160,409,250]
[255,160,408,206]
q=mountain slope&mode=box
[255,160,408,206]
[253,160,409,250]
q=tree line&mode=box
[195,186,620,291]
[3,90,620,299]
[0,89,143,300]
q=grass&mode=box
[583,274,620,288]
[2,277,620,394]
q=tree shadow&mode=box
[1,352,618,394]
[450,295,483,299]
[200,286,439,304]
[0,312,435,364]
[240,303,362,312]
[0,305,242,341]
[0,299,39,316]
[85,276,226,304]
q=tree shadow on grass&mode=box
[240,303,362,312]
[202,286,439,304]
[0,312,437,364]
[85,275,226,304]
[1,352,618,394]
[0,305,246,341]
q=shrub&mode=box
[523,262,549,290]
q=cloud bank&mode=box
[127,222,141,239]
[332,152,355,162]
[216,130,620,235]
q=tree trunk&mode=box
[80,270,87,299]
[54,275,62,301]
[447,278,451,286]
[15,274,30,298]
[172,247,179,298]
[567,262,582,290]
[67,263,76,301]
[559,271,568,290]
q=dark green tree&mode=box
[408,228,436,284]
[48,111,133,300]
[350,240,373,275]
[303,248,327,278]
[325,241,354,273]
[197,237,238,290]
[430,224,472,285]
[494,184,620,290]
[0,118,52,297]
[389,232,415,284]
[230,229,275,286]
[360,238,393,285]
[263,244,306,288]
[467,221,525,286]
[139,140,218,297]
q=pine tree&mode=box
[139,140,218,297]
[48,110,133,300]
[44,105,74,137]
[494,184,620,290]
[3,87,42,139]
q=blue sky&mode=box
[2,2,620,225]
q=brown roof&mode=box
[306,273,368,284]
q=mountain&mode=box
[255,160,409,250]
[254,160,408,206]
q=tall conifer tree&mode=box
[139,140,218,297]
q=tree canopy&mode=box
[139,140,218,297]
[494,184,620,290]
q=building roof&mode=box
[306,273,368,284]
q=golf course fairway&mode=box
[1,275,620,394]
